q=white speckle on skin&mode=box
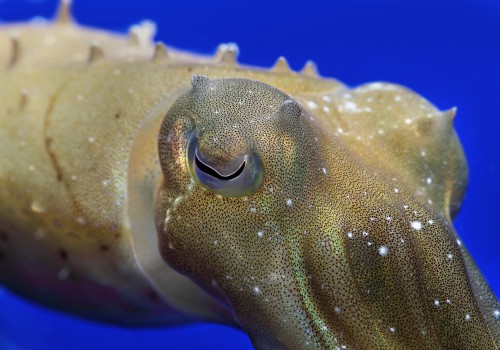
[323,106,331,113]
[447,253,453,260]
[321,167,327,175]
[378,246,389,256]
[368,83,384,90]
[34,228,46,240]
[88,136,96,143]
[394,95,402,102]
[76,216,86,225]
[307,101,318,109]
[334,306,341,314]
[389,327,396,334]
[434,299,440,307]
[343,101,358,112]
[426,177,432,185]
[322,95,331,102]
[58,267,70,281]
[394,188,399,193]
[257,230,264,238]
[286,199,293,207]
[347,232,353,239]
[457,239,462,247]
[77,94,84,102]
[465,314,471,321]
[411,221,422,230]
[404,118,413,125]
[493,309,500,318]
[428,219,434,225]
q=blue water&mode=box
[0,0,499,349]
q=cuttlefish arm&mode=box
[155,77,500,349]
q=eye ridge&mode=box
[194,150,246,181]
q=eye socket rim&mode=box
[186,133,264,197]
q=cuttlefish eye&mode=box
[186,133,264,197]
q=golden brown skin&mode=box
[155,77,500,349]
[0,1,499,349]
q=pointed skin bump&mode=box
[271,56,293,73]
[128,21,156,47]
[215,43,239,65]
[152,42,168,62]
[87,41,104,63]
[300,60,320,77]
[55,0,73,24]
[7,31,20,68]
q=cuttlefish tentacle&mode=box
[156,77,500,349]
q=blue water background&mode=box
[0,0,499,349]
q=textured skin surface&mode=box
[0,2,499,349]
[156,78,500,349]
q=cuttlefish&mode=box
[0,1,498,349]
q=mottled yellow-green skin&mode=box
[0,3,499,349]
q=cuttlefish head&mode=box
[155,76,500,349]
[157,75,306,199]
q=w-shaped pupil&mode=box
[195,152,245,180]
